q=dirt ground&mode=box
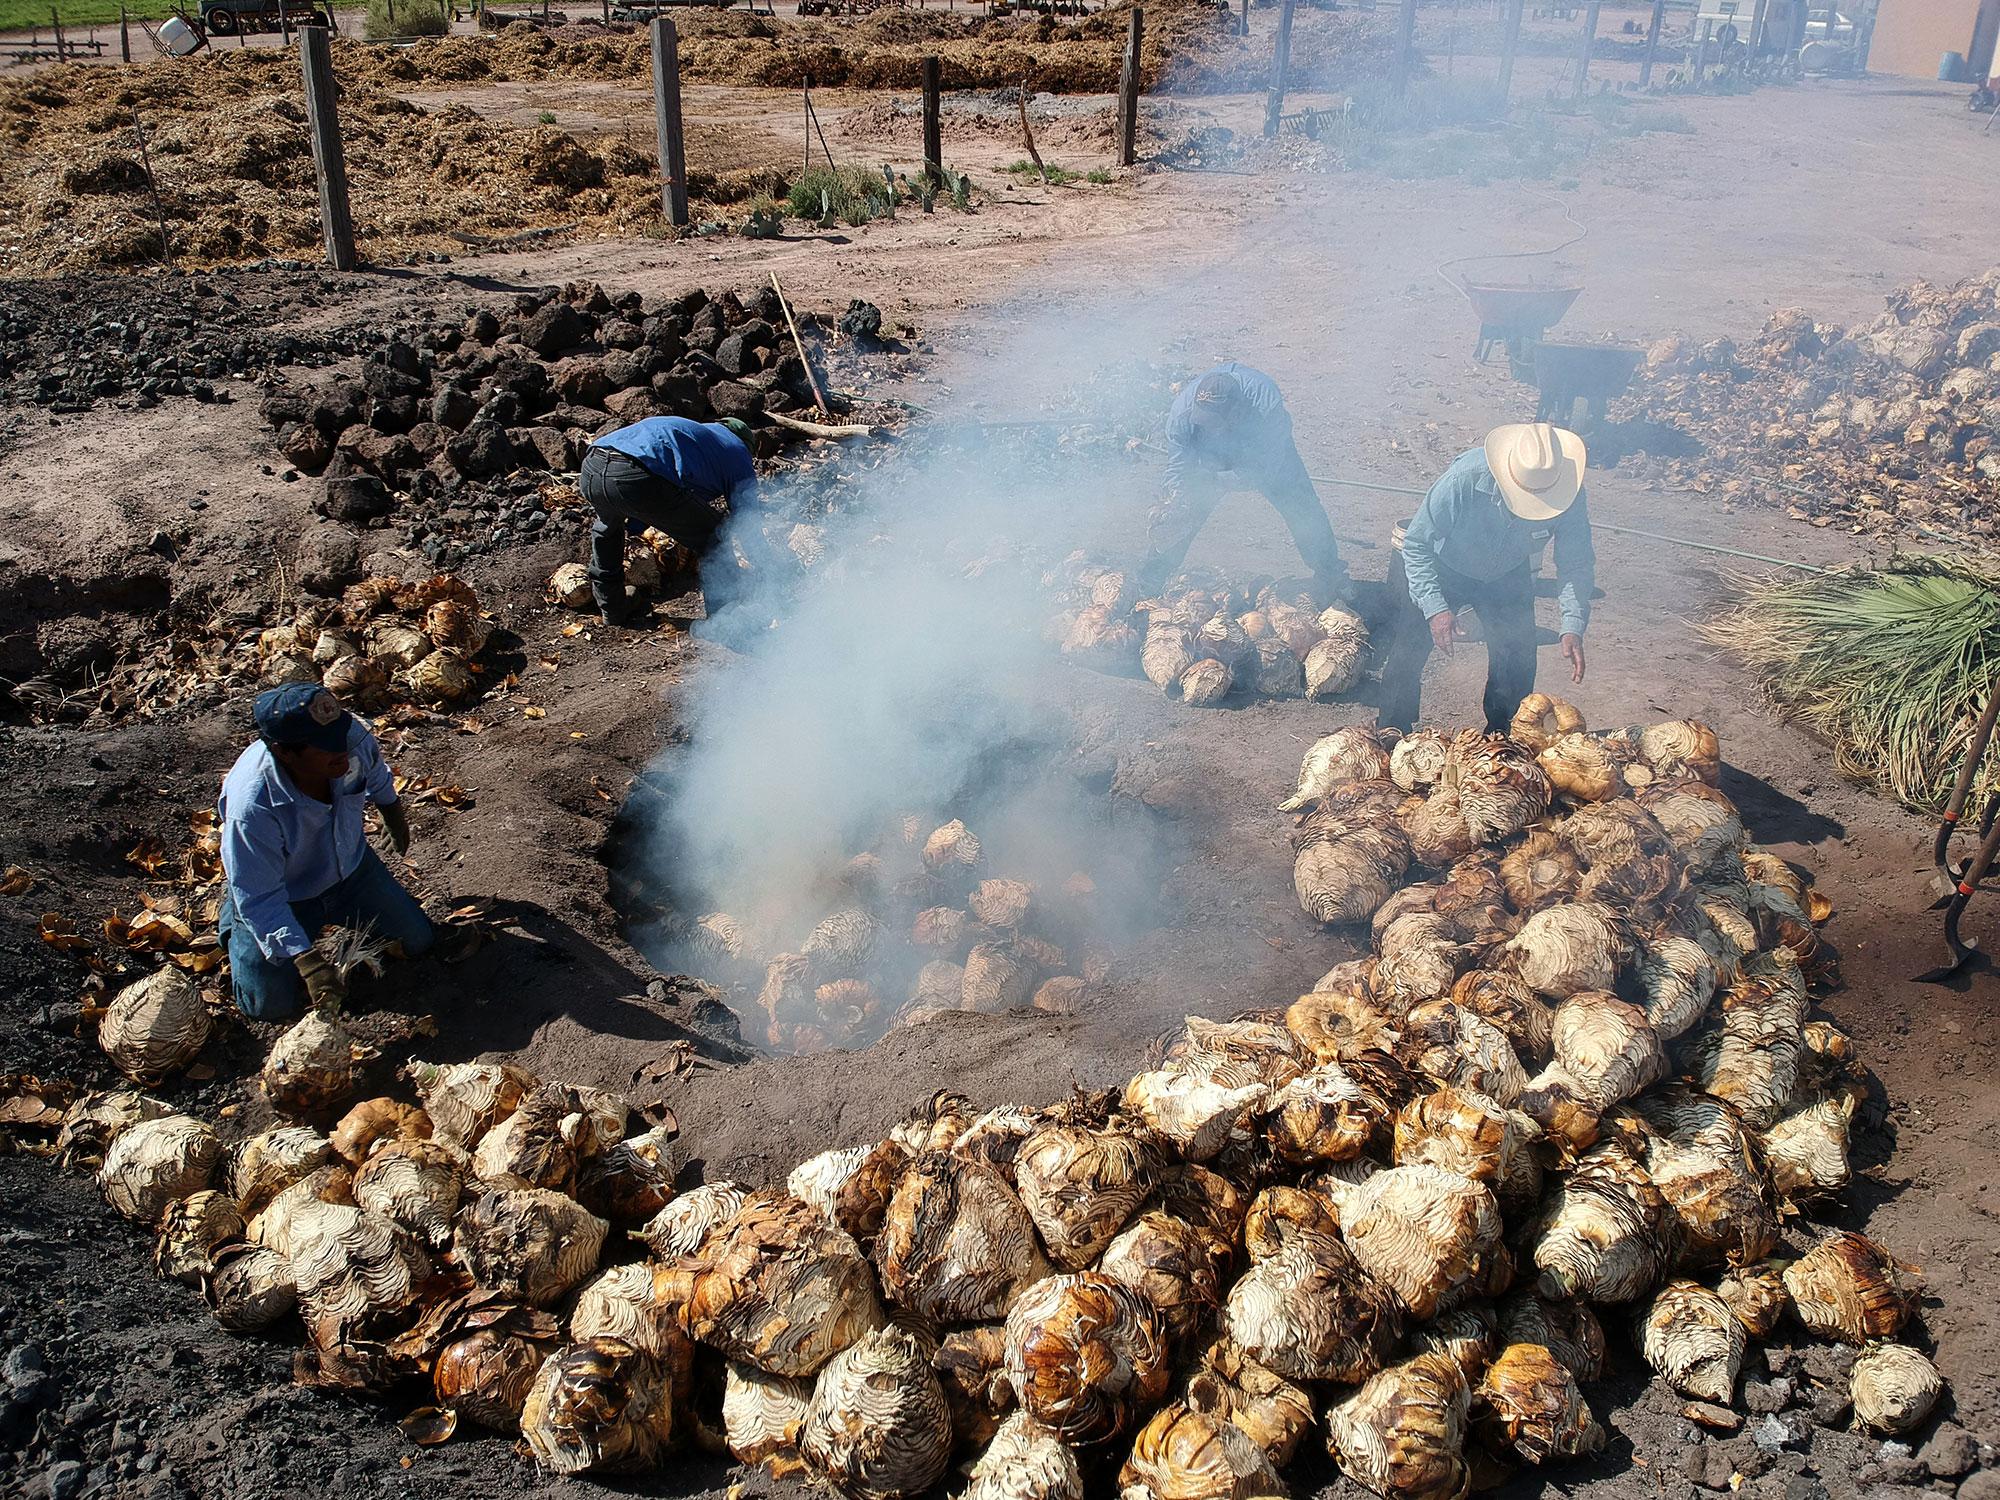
[3,65,1999,1500]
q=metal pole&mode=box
[299,27,356,271]
[1393,0,1417,94]
[1573,0,1600,95]
[1639,0,1664,84]
[1117,7,1143,166]
[1694,16,1712,83]
[51,8,65,61]
[119,1,131,60]
[1497,0,1524,98]
[1239,0,1247,35]
[803,79,814,175]
[279,0,290,42]
[650,17,689,227]
[922,55,942,187]
[1263,0,1296,136]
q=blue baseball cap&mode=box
[255,684,352,753]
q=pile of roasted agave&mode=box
[57,704,1940,1499]
[1050,563,1371,707]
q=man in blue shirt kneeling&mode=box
[217,684,433,1020]
[1379,422,1595,735]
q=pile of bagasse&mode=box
[56,705,1936,1499]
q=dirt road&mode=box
[2,69,1997,1500]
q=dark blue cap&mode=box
[254,684,352,753]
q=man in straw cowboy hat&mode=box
[1377,421,1595,734]
[1139,363,1348,602]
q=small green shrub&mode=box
[785,166,897,227]
[1006,159,1079,185]
[364,0,449,36]
[1085,167,1114,184]
[536,110,557,125]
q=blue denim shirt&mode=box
[218,717,400,961]
[1162,362,1295,495]
[591,417,755,501]
[1403,447,1595,637]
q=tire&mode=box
[205,6,238,30]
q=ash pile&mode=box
[12,694,1959,1500]
[1619,263,2000,542]
[254,281,902,571]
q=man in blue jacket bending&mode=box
[580,415,759,627]
[1140,363,1348,601]
[217,684,432,1020]
[1379,421,1595,735]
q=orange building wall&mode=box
[1869,0,1986,75]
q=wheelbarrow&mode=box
[1526,339,1645,429]
[1918,686,2000,982]
[1454,280,1583,363]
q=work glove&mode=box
[379,800,411,856]
[295,950,348,1013]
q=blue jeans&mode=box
[219,849,434,1021]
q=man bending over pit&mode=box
[580,414,761,629]
[217,684,432,1021]
[1139,363,1349,603]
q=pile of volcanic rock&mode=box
[254,282,843,569]
[0,271,387,416]
[1617,264,2000,540]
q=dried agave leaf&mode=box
[798,1323,952,1500]
[329,1097,432,1164]
[1448,971,1553,1064]
[398,1407,458,1446]
[1123,1068,1268,1164]
[1390,730,1451,793]
[1005,1272,1172,1446]
[99,967,209,1085]
[1551,992,1666,1109]
[670,1193,886,1377]
[1714,1262,1790,1339]
[1325,1350,1471,1500]
[100,1113,221,1224]
[521,1337,676,1475]
[1475,1342,1605,1463]
[1850,1343,1945,1435]
[963,1412,1084,1500]
[1224,1228,1402,1385]
[1509,693,1586,753]
[456,1188,608,1307]
[230,1125,337,1217]
[1532,1140,1675,1305]
[724,1360,814,1478]
[1633,935,1718,1040]
[262,1011,369,1118]
[1341,1164,1502,1321]
[156,1190,245,1285]
[1502,902,1628,999]
[1099,1211,1227,1346]
[1118,1401,1285,1500]
[1495,1293,1607,1383]
[1015,1113,1159,1270]
[1782,1232,1920,1344]
[637,1180,747,1260]
[1279,728,1392,813]
[1635,1280,1744,1404]
[1182,1337,1315,1469]
[875,1152,1052,1324]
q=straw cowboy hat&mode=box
[1484,422,1586,522]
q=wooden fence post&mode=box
[299,27,356,270]
[650,17,689,226]
[1638,0,1664,83]
[1117,6,1142,165]
[119,1,131,60]
[1262,0,1295,137]
[51,8,66,61]
[1693,15,1712,82]
[1393,0,1419,94]
[1572,0,1600,95]
[922,55,942,187]
[1239,0,1247,35]
[1497,0,1524,97]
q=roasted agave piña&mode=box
[521,1337,677,1476]
[1117,1401,1285,1500]
[1325,1350,1472,1500]
[1475,1342,1605,1463]
[1005,1272,1171,1446]
[1782,1232,1919,1344]
[797,1324,953,1500]
[99,967,209,1086]
[874,1151,1052,1323]
[1850,1343,1945,1436]
[1636,1280,1744,1404]
[390,1290,563,1432]
[1014,1104,1159,1270]
[724,1361,813,1478]
[962,1412,1084,1500]
[100,1113,221,1224]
